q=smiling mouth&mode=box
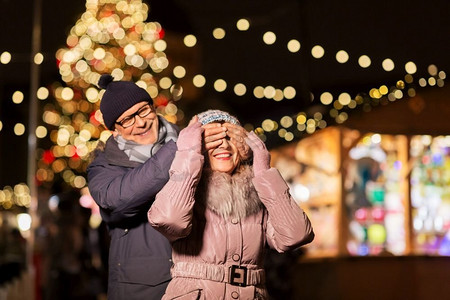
[214,153,232,159]
[136,121,154,136]
[137,130,149,136]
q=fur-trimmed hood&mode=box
[196,165,263,219]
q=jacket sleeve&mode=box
[252,168,314,253]
[87,141,177,225]
[148,150,204,242]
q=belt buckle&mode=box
[229,265,247,287]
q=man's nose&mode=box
[134,115,146,126]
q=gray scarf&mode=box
[114,115,178,163]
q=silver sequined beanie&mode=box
[98,74,153,130]
[197,109,240,125]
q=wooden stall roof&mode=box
[343,85,450,136]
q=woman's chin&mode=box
[211,164,235,174]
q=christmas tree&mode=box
[37,0,182,190]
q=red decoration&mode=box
[42,150,55,165]
[89,111,101,126]
[355,208,368,223]
[371,206,386,222]
[158,28,165,39]
[154,95,169,107]
[422,155,431,165]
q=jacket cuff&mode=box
[252,168,290,205]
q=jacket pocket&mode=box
[118,256,172,286]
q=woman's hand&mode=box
[245,131,270,176]
[177,116,204,153]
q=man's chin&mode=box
[134,130,158,145]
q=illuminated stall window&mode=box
[345,134,407,256]
[410,135,450,255]
[292,127,341,257]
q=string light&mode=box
[311,45,325,59]
[405,61,417,74]
[287,39,301,53]
[12,91,24,104]
[236,19,250,31]
[169,16,446,143]
[37,87,50,100]
[212,28,226,39]
[34,53,44,65]
[14,124,25,136]
[234,83,246,96]
[382,58,395,71]
[336,50,349,63]
[263,31,276,45]
[358,55,371,68]
[0,51,12,64]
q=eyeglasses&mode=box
[116,103,154,128]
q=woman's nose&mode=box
[219,137,231,148]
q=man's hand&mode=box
[202,122,252,161]
[177,116,204,153]
[224,123,252,160]
[202,123,227,151]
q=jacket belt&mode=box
[171,262,266,286]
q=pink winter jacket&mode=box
[148,150,314,300]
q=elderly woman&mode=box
[148,110,314,300]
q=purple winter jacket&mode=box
[87,125,178,300]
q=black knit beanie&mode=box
[98,74,153,130]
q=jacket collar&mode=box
[104,136,142,168]
[197,165,263,219]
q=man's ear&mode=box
[112,129,120,137]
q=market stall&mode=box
[270,84,450,258]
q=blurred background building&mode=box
[0,0,449,299]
